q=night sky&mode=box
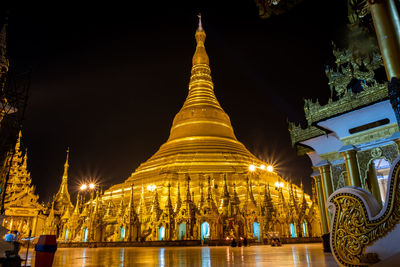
[4,1,348,202]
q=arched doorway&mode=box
[178,222,186,240]
[120,226,125,241]
[64,228,68,242]
[158,226,165,241]
[83,227,88,242]
[201,222,210,241]
[302,221,308,237]
[290,223,297,238]
[252,222,260,242]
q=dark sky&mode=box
[4,0,348,202]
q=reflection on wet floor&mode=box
[21,243,338,267]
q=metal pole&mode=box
[24,229,31,267]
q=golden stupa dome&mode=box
[108,15,273,202]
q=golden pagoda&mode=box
[58,16,321,243]
[1,132,45,237]
[106,15,280,205]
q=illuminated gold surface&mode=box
[369,0,400,79]
[57,19,321,243]
[22,244,338,267]
[105,19,311,210]
[313,175,329,234]
[341,150,362,187]
[1,132,45,237]
[328,157,400,266]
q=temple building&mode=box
[56,17,321,243]
[0,132,45,237]
[288,6,400,239]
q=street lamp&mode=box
[249,164,256,172]
[267,165,274,172]
[80,183,97,191]
[80,184,87,191]
[147,184,157,192]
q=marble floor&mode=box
[21,243,338,267]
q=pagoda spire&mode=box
[9,131,23,167]
[197,13,203,32]
[54,148,72,211]
[138,185,147,219]
[14,131,22,155]
[174,182,182,214]
[185,175,191,203]
[220,174,230,214]
[73,193,81,215]
[150,189,162,220]
[125,184,137,224]
[165,183,173,214]
[22,149,28,169]
[58,148,70,195]
[166,15,237,143]
[198,182,205,209]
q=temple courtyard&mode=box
[21,243,338,266]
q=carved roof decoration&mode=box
[288,4,388,147]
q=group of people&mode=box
[4,231,21,257]
[270,238,282,247]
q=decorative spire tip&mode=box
[197,13,203,31]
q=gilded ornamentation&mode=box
[342,124,398,147]
[288,8,387,146]
[328,156,400,266]
[0,132,46,238]
[358,144,398,187]
[331,164,347,190]
[50,18,323,243]
[370,147,382,158]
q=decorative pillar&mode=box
[311,172,329,234]
[317,161,334,200]
[316,160,334,223]
[339,145,362,187]
[32,214,38,237]
[367,162,383,207]
[368,0,400,80]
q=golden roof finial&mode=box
[22,148,28,168]
[197,13,203,32]
[193,14,208,66]
[14,130,22,153]
[62,148,70,180]
[65,147,69,167]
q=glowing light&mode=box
[280,182,284,188]
[275,181,284,188]
[89,183,95,189]
[260,165,266,170]
[249,165,256,172]
[267,165,274,172]
[147,184,157,191]
[80,184,87,191]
